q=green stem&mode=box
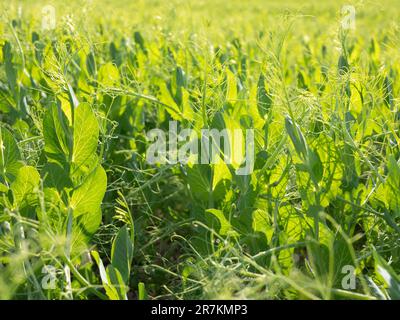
[63,255,108,300]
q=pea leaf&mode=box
[11,166,40,209]
[43,102,71,166]
[158,81,183,121]
[106,265,128,300]
[92,250,123,300]
[70,165,107,235]
[226,69,237,104]
[374,252,400,299]
[186,165,211,202]
[308,148,324,184]
[285,116,308,159]
[98,62,120,87]
[257,73,272,117]
[206,208,238,237]
[71,102,99,178]
[138,282,148,300]
[91,250,108,285]
[111,225,134,284]
[3,41,17,96]
[42,162,72,191]
[86,51,96,78]
[44,101,100,182]
[0,126,22,183]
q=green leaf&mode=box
[111,225,134,284]
[374,252,400,299]
[257,73,272,117]
[176,66,187,88]
[181,87,194,121]
[98,62,120,87]
[306,241,330,282]
[42,162,72,191]
[206,208,238,237]
[71,102,99,178]
[134,31,147,54]
[226,69,237,104]
[3,41,17,95]
[0,126,22,184]
[332,237,354,288]
[186,163,230,203]
[91,250,108,285]
[86,51,96,77]
[138,282,148,300]
[43,102,71,166]
[44,101,100,182]
[11,166,40,209]
[387,155,400,183]
[106,265,128,300]
[297,71,308,90]
[92,250,122,300]
[383,76,394,109]
[158,81,183,121]
[285,116,308,159]
[338,54,349,75]
[186,165,211,202]
[70,165,107,235]
[308,149,324,184]
[67,83,79,109]
[0,183,8,193]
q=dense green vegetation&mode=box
[1,0,400,300]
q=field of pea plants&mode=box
[1,0,400,300]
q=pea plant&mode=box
[0,0,400,300]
